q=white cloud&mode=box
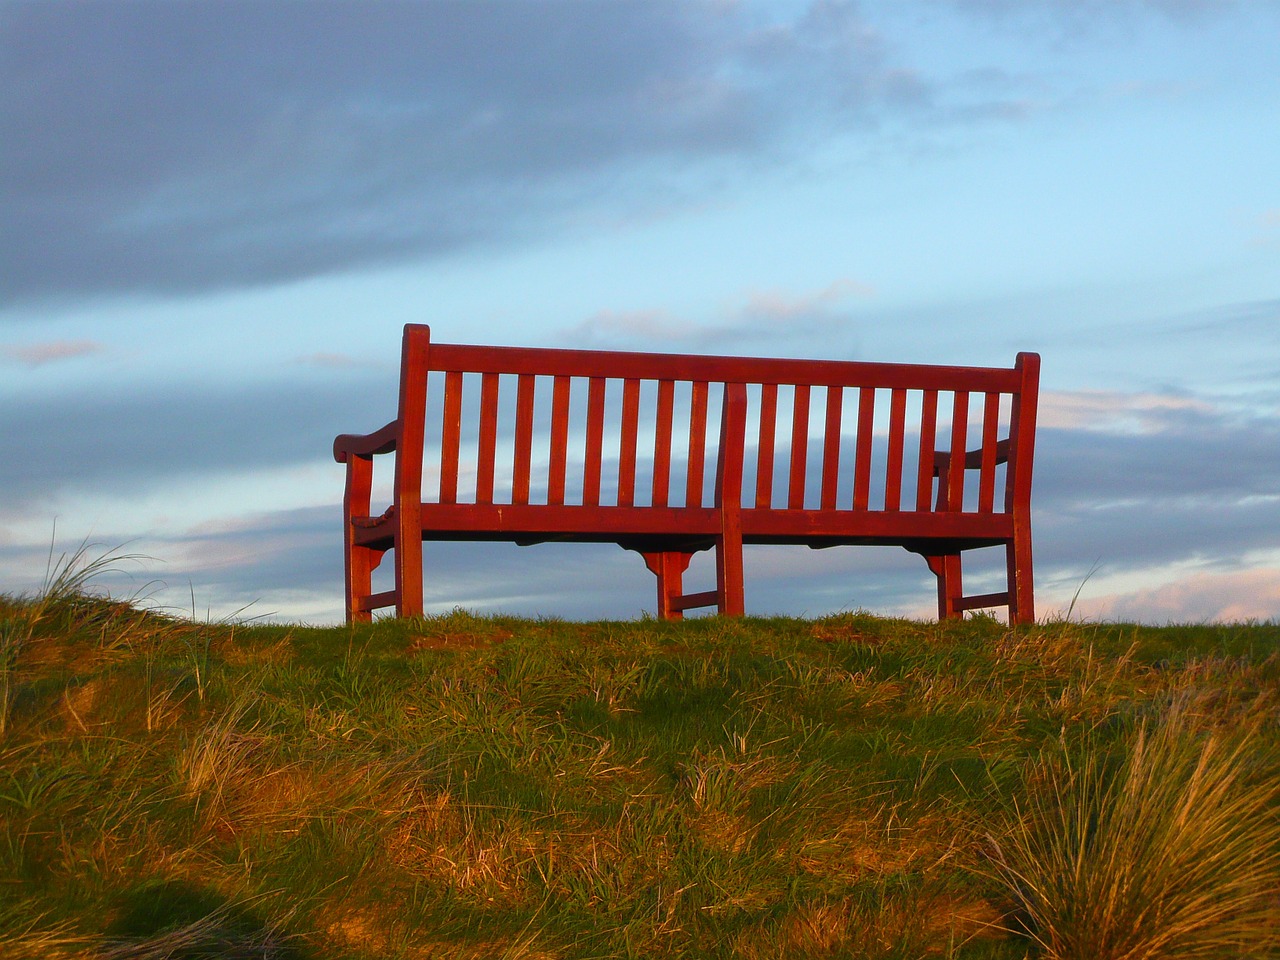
[565,279,871,354]
[1059,565,1280,623]
[1038,388,1217,433]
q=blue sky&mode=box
[2,0,1278,624]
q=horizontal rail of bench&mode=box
[350,502,1013,548]
[427,342,1023,392]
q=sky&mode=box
[2,0,1278,625]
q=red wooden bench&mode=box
[334,325,1040,624]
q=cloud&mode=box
[0,371,390,509]
[2,339,104,367]
[1039,389,1219,433]
[564,280,869,355]
[941,0,1237,29]
[296,352,389,371]
[1065,566,1280,624]
[1,1,918,306]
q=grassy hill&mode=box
[1,563,1278,958]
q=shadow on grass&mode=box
[105,879,310,960]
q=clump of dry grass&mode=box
[987,700,1280,960]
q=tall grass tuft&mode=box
[987,702,1280,960]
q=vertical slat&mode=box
[788,384,810,509]
[884,387,907,511]
[475,372,500,504]
[820,386,843,511]
[852,386,876,510]
[947,391,969,512]
[715,383,748,616]
[978,392,1001,513]
[511,373,535,505]
[686,381,709,508]
[652,379,675,508]
[618,378,640,507]
[915,390,938,511]
[547,375,571,505]
[755,383,778,509]
[439,370,463,504]
[583,376,606,507]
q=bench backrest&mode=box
[393,325,1039,518]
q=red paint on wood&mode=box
[439,370,463,505]
[618,378,640,508]
[916,390,938,512]
[583,377,606,507]
[820,386,842,511]
[788,384,810,510]
[884,387,907,512]
[335,325,1040,626]
[512,373,535,506]
[756,383,778,509]
[853,386,876,510]
[653,379,675,508]
[548,375,570,506]
[475,372,499,505]
[979,392,1000,514]
[687,381,709,508]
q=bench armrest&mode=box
[333,420,399,462]
[932,438,1010,474]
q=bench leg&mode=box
[343,455,376,624]
[925,553,963,621]
[642,551,695,620]
[716,513,745,617]
[345,543,377,624]
[1006,534,1035,625]
[394,519,425,620]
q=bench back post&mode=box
[394,323,431,617]
[1005,351,1040,622]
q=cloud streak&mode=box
[2,339,104,367]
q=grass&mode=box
[0,554,1277,958]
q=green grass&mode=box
[1,564,1277,958]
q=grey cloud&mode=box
[2,1,905,305]
[0,369,391,508]
[1031,409,1280,576]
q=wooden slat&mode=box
[354,500,1012,545]
[511,373,535,505]
[618,378,640,507]
[429,342,1020,393]
[583,377,606,507]
[547,375,571,506]
[788,384,810,510]
[652,379,675,508]
[915,389,938,511]
[439,370,463,504]
[978,392,1001,513]
[755,383,778,509]
[356,590,399,613]
[852,386,876,510]
[820,386,843,511]
[475,372,500,504]
[884,387,907,512]
[947,391,969,512]
[686,381,709,508]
